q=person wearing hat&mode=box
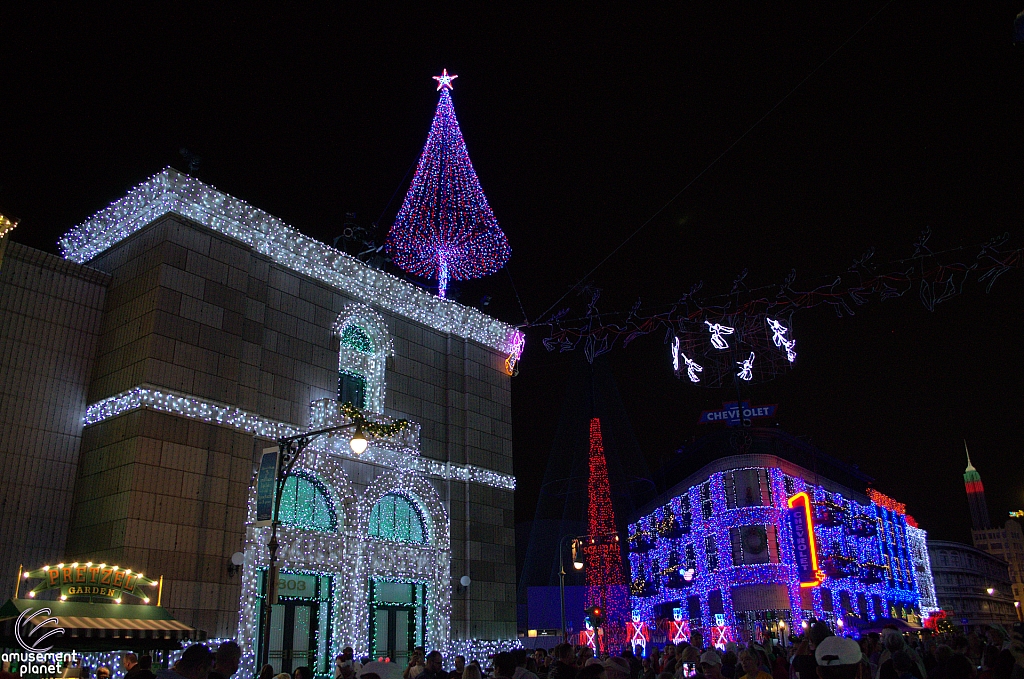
[698,651,724,679]
[815,636,867,679]
[793,622,836,679]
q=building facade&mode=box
[961,447,1024,619]
[627,431,932,645]
[973,520,1024,618]
[928,541,1017,632]
[0,169,522,674]
[907,525,940,618]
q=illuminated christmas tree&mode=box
[385,70,511,298]
[584,417,629,653]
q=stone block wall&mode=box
[65,215,515,640]
[66,408,251,636]
[0,242,109,599]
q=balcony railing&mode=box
[308,398,421,453]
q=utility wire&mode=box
[375,158,418,227]
[533,0,897,326]
[506,266,531,325]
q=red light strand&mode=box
[584,417,628,652]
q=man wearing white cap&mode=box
[815,637,867,679]
[698,651,724,679]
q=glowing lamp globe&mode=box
[349,424,368,455]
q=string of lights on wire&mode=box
[386,70,511,298]
[527,228,1024,385]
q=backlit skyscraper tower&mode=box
[964,441,991,530]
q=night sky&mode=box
[3,4,1023,545]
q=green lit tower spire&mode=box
[964,441,990,530]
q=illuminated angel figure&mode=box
[705,321,735,350]
[767,318,797,363]
[737,352,755,381]
[766,318,789,346]
[683,354,703,383]
[783,339,797,363]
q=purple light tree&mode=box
[385,70,511,298]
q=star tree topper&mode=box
[432,68,458,91]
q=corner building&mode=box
[627,429,932,644]
[0,169,521,674]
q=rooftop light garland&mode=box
[57,168,523,357]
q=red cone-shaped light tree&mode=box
[584,417,629,653]
[385,70,511,298]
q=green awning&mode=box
[0,598,205,651]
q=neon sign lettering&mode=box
[786,492,823,587]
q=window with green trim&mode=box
[279,473,338,531]
[341,325,374,354]
[368,493,426,544]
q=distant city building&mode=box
[626,428,932,644]
[963,443,991,530]
[959,445,1024,620]
[928,541,1017,631]
[973,520,1024,618]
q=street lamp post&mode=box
[259,420,369,668]
[558,534,585,642]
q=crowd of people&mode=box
[506,623,1024,679]
[9,622,1023,679]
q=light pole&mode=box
[558,534,585,642]
[259,415,382,668]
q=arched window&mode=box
[338,325,372,408]
[334,305,393,414]
[341,325,374,354]
[368,493,426,544]
[279,473,338,531]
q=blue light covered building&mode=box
[627,429,930,644]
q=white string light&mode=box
[766,318,797,363]
[58,168,524,356]
[736,352,755,381]
[83,386,515,490]
[705,321,735,350]
[237,458,453,676]
[683,354,703,384]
